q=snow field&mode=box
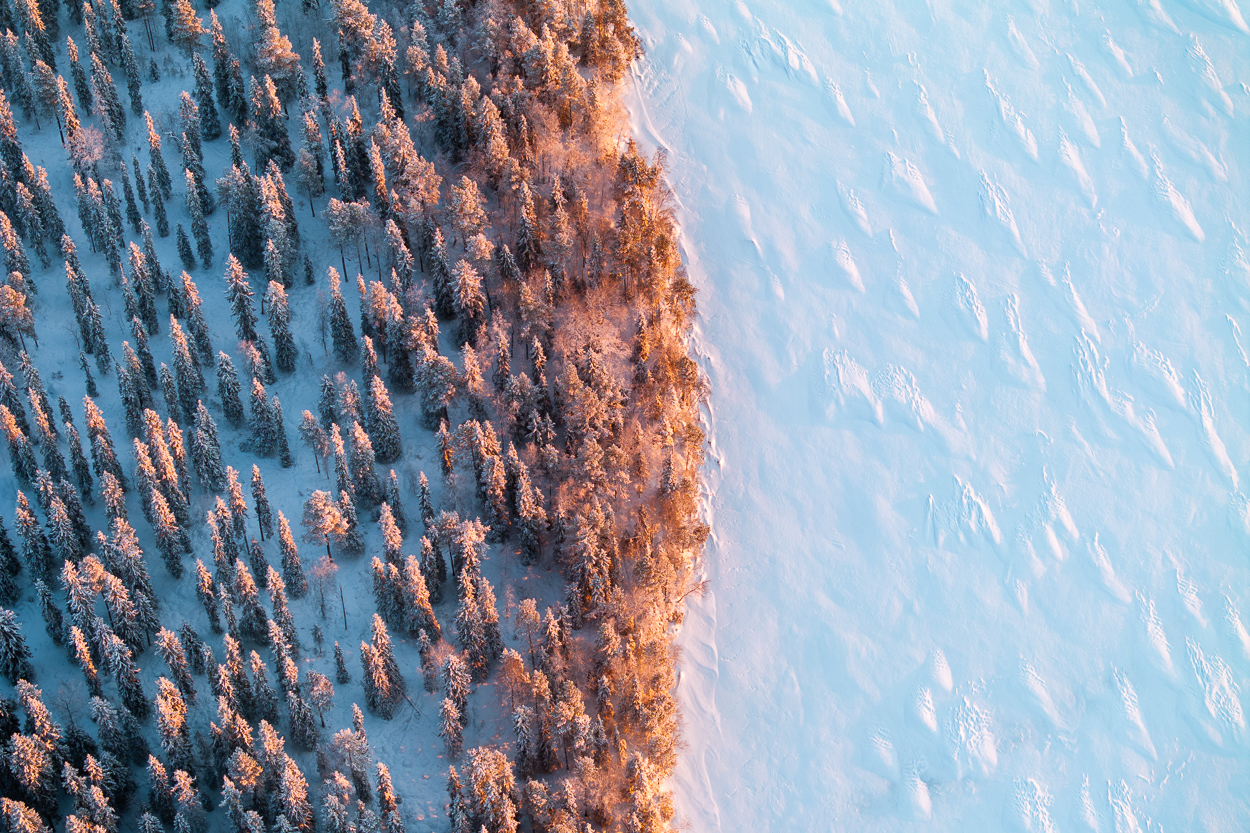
[625,0,1249,829]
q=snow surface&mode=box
[624,0,1249,829]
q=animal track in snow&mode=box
[1064,81,1101,147]
[1137,593,1176,680]
[943,697,997,779]
[838,180,872,236]
[1187,36,1234,115]
[980,172,1025,255]
[911,687,938,733]
[1086,534,1131,604]
[1101,31,1133,78]
[1068,54,1107,108]
[716,68,753,113]
[1114,668,1157,760]
[1001,293,1044,390]
[1129,339,1188,412]
[1020,659,1064,730]
[868,726,900,781]
[929,476,1003,549]
[1077,775,1103,831]
[1059,131,1098,207]
[1073,334,1174,466]
[829,240,863,292]
[1005,16,1039,69]
[1119,118,1149,179]
[904,764,932,820]
[1108,781,1146,833]
[954,272,989,342]
[823,78,854,126]
[821,349,884,425]
[1012,777,1058,833]
[1176,569,1209,628]
[985,72,1039,162]
[1185,637,1245,746]
[1150,152,1205,242]
[1163,117,1227,182]
[1060,267,1102,342]
[875,365,952,444]
[1188,371,1238,489]
[914,83,945,145]
[883,152,937,214]
[1223,596,1250,661]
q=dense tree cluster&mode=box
[0,0,700,829]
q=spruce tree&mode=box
[0,608,33,682]
[514,465,546,564]
[251,465,273,539]
[170,316,204,422]
[67,37,92,111]
[250,75,294,171]
[430,229,455,318]
[0,361,28,435]
[348,421,381,505]
[122,166,142,233]
[79,351,99,397]
[90,52,126,143]
[131,153,147,211]
[0,516,18,578]
[156,628,196,702]
[402,555,438,639]
[174,228,198,276]
[209,10,231,104]
[249,651,277,722]
[192,53,220,140]
[334,641,350,683]
[152,186,170,237]
[249,378,276,456]
[265,281,298,372]
[83,396,127,490]
[166,0,204,54]
[223,255,258,341]
[287,690,317,750]
[233,559,268,642]
[186,169,213,267]
[154,677,193,774]
[191,400,225,491]
[439,697,462,757]
[121,28,144,115]
[225,466,250,540]
[250,538,270,591]
[384,469,407,535]
[145,113,173,199]
[151,490,185,577]
[328,267,357,362]
[159,363,179,419]
[195,559,221,633]
[274,511,306,599]
[367,374,402,464]
[0,405,36,481]
[216,352,245,426]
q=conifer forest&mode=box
[0,0,706,827]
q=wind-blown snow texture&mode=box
[625,0,1248,829]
